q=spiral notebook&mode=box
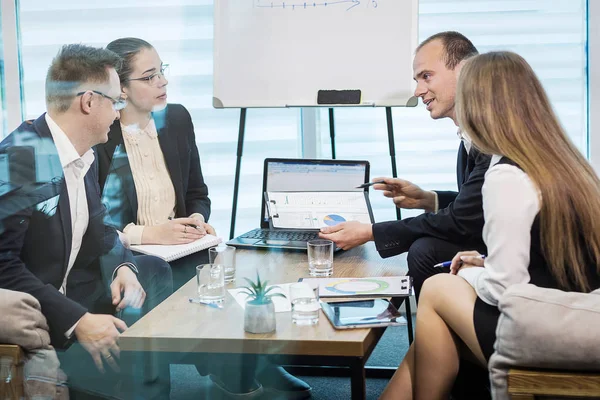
[130,234,222,262]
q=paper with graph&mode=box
[266,191,371,229]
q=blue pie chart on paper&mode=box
[323,214,346,226]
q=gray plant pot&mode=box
[244,300,276,334]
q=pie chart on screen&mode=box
[323,214,346,226]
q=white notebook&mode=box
[130,234,222,262]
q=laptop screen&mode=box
[260,158,369,228]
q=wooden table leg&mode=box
[350,357,366,400]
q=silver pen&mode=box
[188,297,223,309]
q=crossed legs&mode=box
[380,273,487,400]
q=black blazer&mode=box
[96,104,211,231]
[373,142,491,258]
[0,115,136,348]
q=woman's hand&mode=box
[189,215,217,236]
[141,217,206,245]
[449,250,485,275]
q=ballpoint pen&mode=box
[188,297,223,309]
[355,180,386,189]
[433,254,486,268]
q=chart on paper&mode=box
[254,0,379,11]
[266,191,371,229]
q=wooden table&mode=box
[120,242,409,399]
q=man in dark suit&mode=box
[0,44,172,399]
[320,32,492,399]
[320,31,489,298]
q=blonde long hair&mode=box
[456,51,600,292]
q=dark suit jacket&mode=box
[373,142,491,258]
[0,115,136,348]
[96,104,211,231]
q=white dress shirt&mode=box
[458,154,541,306]
[45,114,95,295]
[46,115,140,338]
[431,130,471,213]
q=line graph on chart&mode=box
[254,0,378,11]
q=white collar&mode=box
[457,129,472,154]
[45,113,95,169]
[490,154,503,167]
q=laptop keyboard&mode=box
[239,228,319,241]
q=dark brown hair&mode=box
[45,44,121,112]
[417,31,478,70]
[106,37,153,84]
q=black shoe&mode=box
[256,365,311,399]
[209,374,264,399]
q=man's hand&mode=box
[372,177,437,212]
[319,221,374,250]
[449,250,485,275]
[74,313,127,373]
[111,267,145,312]
[141,217,206,245]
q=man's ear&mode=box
[120,85,128,100]
[79,91,94,115]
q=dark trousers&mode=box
[58,255,173,400]
[406,237,491,400]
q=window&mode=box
[14,0,589,231]
[0,21,7,181]
[17,0,300,235]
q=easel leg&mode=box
[329,107,336,159]
[229,108,247,240]
[385,107,401,221]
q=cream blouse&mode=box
[120,119,177,244]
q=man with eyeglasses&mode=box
[0,44,172,399]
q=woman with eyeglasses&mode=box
[96,37,215,255]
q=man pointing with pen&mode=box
[320,31,493,400]
[320,31,490,300]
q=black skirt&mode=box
[473,297,501,362]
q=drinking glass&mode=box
[209,245,236,283]
[196,264,225,303]
[289,282,320,325]
[307,239,334,277]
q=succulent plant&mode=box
[240,272,287,305]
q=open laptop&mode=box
[227,158,375,250]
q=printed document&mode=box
[266,191,371,229]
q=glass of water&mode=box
[307,239,334,277]
[290,282,320,325]
[196,264,225,303]
[208,245,236,283]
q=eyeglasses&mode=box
[76,90,127,111]
[123,64,169,87]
